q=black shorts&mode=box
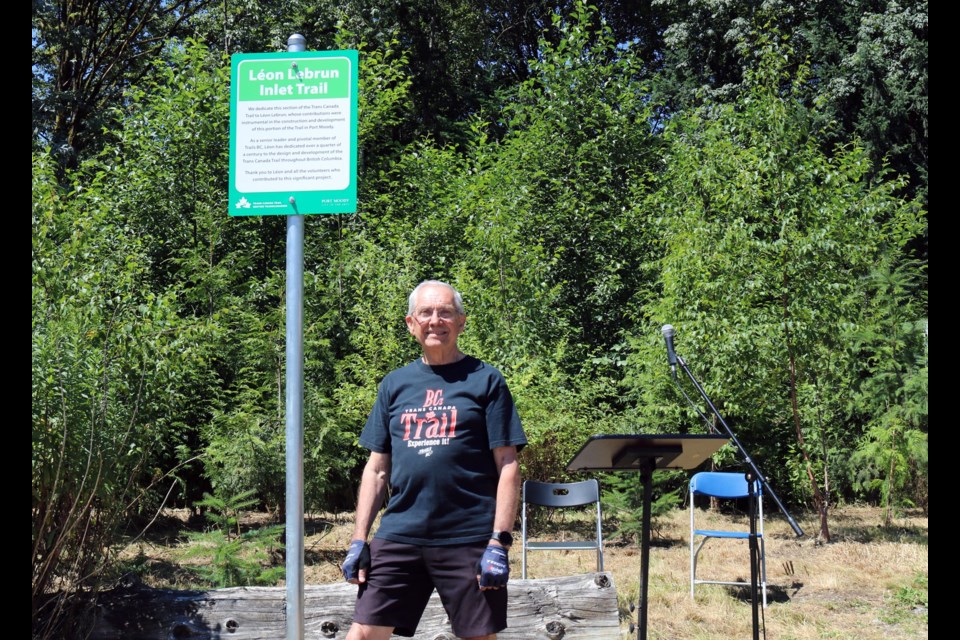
[352,538,508,638]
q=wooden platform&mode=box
[86,572,620,639]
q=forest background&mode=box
[32,1,928,637]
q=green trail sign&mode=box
[229,49,358,215]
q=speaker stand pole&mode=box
[747,471,760,640]
[637,457,654,640]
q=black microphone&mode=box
[662,324,677,374]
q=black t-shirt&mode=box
[360,355,527,546]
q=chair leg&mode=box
[690,536,708,600]
[760,537,767,608]
[690,534,695,599]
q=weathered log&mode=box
[86,572,619,639]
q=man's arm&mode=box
[352,451,391,540]
[476,445,521,590]
[490,445,521,543]
[345,451,391,584]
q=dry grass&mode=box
[121,504,927,639]
[604,505,928,640]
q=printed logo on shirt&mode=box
[401,388,458,446]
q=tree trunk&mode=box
[82,573,620,639]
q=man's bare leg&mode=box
[345,623,394,640]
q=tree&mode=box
[847,262,928,522]
[32,0,214,171]
[649,0,928,243]
[629,27,926,541]
[103,38,245,511]
[32,151,201,638]
[179,488,285,587]
[802,0,928,212]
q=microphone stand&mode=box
[674,353,804,538]
[673,352,804,640]
[672,367,717,434]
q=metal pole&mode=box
[637,459,654,640]
[747,472,760,640]
[285,31,307,640]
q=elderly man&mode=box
[342,280,527,640]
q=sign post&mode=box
[229,35,358,640]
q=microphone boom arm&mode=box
[675,353,804,538]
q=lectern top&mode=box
[566,433,728,472]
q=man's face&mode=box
[405,285,466,349]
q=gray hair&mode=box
[408,280,465,315]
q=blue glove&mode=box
[342,539,370,582]
[478,544,510,588]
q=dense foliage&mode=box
[32,0,926,634]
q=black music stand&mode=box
[567,434,729,640]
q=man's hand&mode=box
[477,544,509,589]
[342,539,371,584]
